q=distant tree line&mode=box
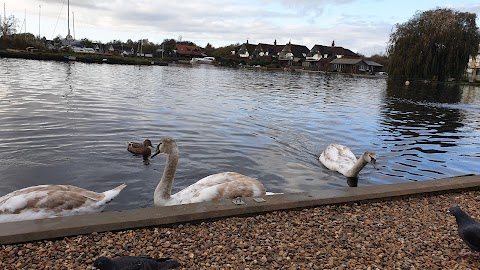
[1,21,245,62]
[1,12,389,69]
[4,7,480,81]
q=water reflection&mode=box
[0,59,478,212]
[379,82,479,182]
[386,81,464,103]
[460,85,480,104]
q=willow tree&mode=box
[387,8,480,81]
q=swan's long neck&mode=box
[154,149,179,205]
[345,154,368,178]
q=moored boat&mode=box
[190,56,215,64]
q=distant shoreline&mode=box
[0,49,169,66]
[1,50,478,85]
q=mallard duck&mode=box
[0,183,126,223]
[150,137,266,206]
[128,139,154,163]
[319,143,378,179]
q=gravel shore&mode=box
[2,190,480,269]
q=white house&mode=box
[467,44,480,82]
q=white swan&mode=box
[0,183,126,223]
[150,137,266,206]
[319,144,378,178]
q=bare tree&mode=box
[0,15,19,37]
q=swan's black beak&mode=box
[370,158,379,170]
[151,144,161,158]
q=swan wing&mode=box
[170,172,266,205]
[319,144,357,175]
[0,185,106,222]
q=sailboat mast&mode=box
[67,0,70,38]
[73,12,75,40]
[38,5,41,39]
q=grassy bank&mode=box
[0,49,169,66]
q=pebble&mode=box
[2,191,480,269]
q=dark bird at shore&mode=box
[128,139,154,164]
[448,206,480,257]
[93,256,181,270]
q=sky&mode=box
[4,0,480,56]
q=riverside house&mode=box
[237,40,257,58]
[176,44,205,58]
[330,58,369,73]
[251,40,285,60]
[305,43,359,71]
[278,42,310,65]
[234,40,383,74]
[467,43,480,82]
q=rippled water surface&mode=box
[0,58,479,211]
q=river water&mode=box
[0,58,479,211]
